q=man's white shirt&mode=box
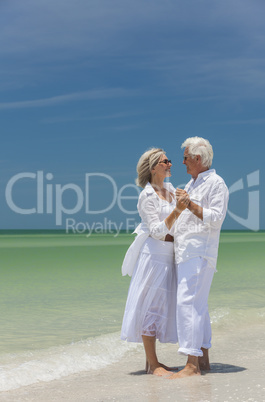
[174,169,229,270]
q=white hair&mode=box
[136,148,165,188]
[181,136,213,168]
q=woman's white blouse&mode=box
[121,181,176,276]
[137,182,176,239]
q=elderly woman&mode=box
[121,148,189,376]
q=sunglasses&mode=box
[159,159,172,165]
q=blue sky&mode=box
[1,0,264,231]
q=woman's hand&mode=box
[165,191,190,230]
[175,188,188,200]
[176,193,190,212]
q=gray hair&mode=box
[181,136,213,168]
[136,148,165,188]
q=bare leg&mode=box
[169,355,201,379]
[199,347,210,371]
[142,335,172,376]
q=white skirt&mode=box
[121,237,177,344]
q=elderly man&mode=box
[170,136,229,378]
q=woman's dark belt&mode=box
[164,234,174,242]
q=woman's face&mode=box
[152,154,172,179]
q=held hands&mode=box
[175,188,190,213]
[176,188,203,220]
[165,188,190,228]
[175,188,188,200]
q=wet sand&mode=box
[1,323,265,402]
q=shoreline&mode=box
[1,323,265,402]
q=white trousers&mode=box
[177,257,215,357]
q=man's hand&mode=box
[176,188,188,200]
[176,188,203,221]
[176,193,190,212]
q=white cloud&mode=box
[42,111,141,124]
[210,118,265,126]
[0,88,139,110]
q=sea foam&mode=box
[0,332,139,392]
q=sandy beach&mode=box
[1,322,265,402]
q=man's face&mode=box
[183,147,199,178]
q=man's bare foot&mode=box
[199,348,211,371]
[168,363,201,379]
[199,360,210,371]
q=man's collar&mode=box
[193,169,215,182]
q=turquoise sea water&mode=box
[0,231,264,391]
[0,232,132,353]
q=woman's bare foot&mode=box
[142,336,174,376]
[148,366,173,376]
[159,362,178,372]
[145,361,178,373]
